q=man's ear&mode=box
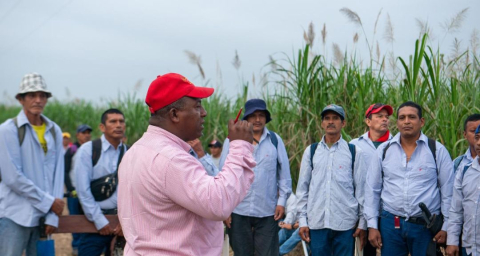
[169,108,181,123]
[99,123,105,134]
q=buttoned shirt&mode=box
[364,132,454,230]
[447,157,480,255]
[453,148,474,173]
[0,110,64,227]
[117,125,256,256]
[75,134,126,230]
[219,127,292,217]
[296,136,367,231]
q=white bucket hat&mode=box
[16,72,52,99]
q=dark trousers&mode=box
[363,228,377,256]
[309,228,355,256]
[227,213,279,256]
[67,197,81,249]
[380,210,431,256]
[78,233,114,256]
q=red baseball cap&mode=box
[365,103,393,118]
[145,73,214,113]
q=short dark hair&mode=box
[101,108,124,124]
[397,101,422,119]
[464,114,480,131]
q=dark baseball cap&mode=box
[321,104,345,120]
[76,124,92,133]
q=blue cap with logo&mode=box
[321,104,345,120]
[76,124,92,133]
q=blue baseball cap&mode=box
[76,124,92,133]
[321,104,345,120]
[475,124,480,134]
[242,99,272,123]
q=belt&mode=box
[397,215,426,225]
[102,208,117,215]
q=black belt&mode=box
[398,215,426,225]
[102,208,117,215]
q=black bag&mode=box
[90,143,125,201]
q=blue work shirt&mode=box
[447,157,480,255]
[219,127,292,217]
[453,148,474,173]
[190,150,219,176]
[296,136,368,231]
[364,132,454,230]
[75,135,125,230]
[0,110,64,228]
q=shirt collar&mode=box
[472,156,480,170]
[320,135,344,147]
[16,110,54,130]
[146,125,191,153]
[465,148,474,162]
[390,131,426,145]
[100,134,124,152]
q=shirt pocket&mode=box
[334,160,355,194]
[410,163,437,184]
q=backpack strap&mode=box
[91,138,102,167]
[453,155,465,174]
[268,129,278,149]
[13,117,56,146]
[348,143,356,171]
[462,164,471,176]
[427,138,438,175]
[382,142,392,161]
[13,117,26,146]
[310,142,319,170]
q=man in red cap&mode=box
[117,73,256,256]
[350,103,393,255]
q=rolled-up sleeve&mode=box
[296,146,312,228]
[165,140,256,221]
[276,135,292,207]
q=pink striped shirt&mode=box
[118,125,256,256]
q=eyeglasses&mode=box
[365,103,385,118]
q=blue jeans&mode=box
[0,217,40,256]
[309,228,355,256]
[380,210,432,256]
[279,228,302,255]
[67,197,82,249]
[78,233,114,256]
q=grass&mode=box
[2,30,479,191]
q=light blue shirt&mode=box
[284,193,298,225]
[190,150,219,176]
[364,132,454,230]
[447,157,480,255]
[296,136,368,231]
[219,127,292,217]
[0,110,64,228]
[350,131,393,158]
[453,148,474,173]
[75,135,125,230]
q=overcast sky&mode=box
[0,0,478,105]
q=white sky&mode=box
[0,0,478,104]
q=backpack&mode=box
[91,138,129,167]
